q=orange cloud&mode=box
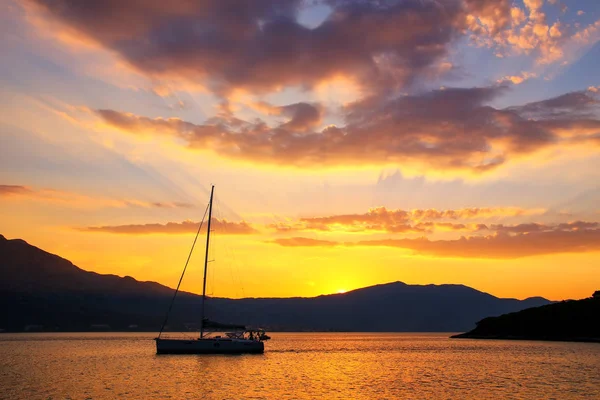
[95,87,600,172]
[268,225,600,259]
[297,207,411,232]
[81,219,257,235]
[269,237,338,247]
[407,207,543,220]
[354,228,600,258]
[497,72,537,85]
[416,222,476,232]
[267,206,545,234]
[465,0,513,36]
[266,212,600,258]
[466,0,600,65]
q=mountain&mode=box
[451,293,600,343]
[206,284,549,332]
[0,234,550,332]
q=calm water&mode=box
[1,333,599,399]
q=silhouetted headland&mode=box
[1,234,550,332]
[452,291,600,343]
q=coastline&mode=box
[450,333,600,344]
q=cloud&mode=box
[464,0,513,36]
[0,185,33,196]
[269,237,338,247]
[497,71,537,85]
[466,0,600,65]
[266,211,600,258]
[508,91,599,118]
[354,228,600,258]
[95,86,600,172]
[23,1,600,175]
[268,225,600,258]
[407,207,543,220]
[0,184,193,209]
[269,220,421,234]
[81,218,258,235]
[23,0,470,95]
[21,0,600,97]
[490,221,599,234]
[279,102,324,132]
[244,101,325,131]
[267,206,544,234]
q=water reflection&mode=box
[1,333,599,399]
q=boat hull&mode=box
[155,338,264,354]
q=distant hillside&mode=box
[451,292,600,343]
[206,283,549,332]
[0,234,550,332]
[0,235,178,296]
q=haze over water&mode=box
[1,333,599,399]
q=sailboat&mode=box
[155,185,270,354]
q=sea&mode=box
[1,332,599,399]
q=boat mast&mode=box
[200,185,215,339]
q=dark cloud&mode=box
[268,227,600,258]
[507,91,600,119]
[491,221,600,234]
[490,223,545,234]
[81,218,258,235]
[28,0,469,93]
[279,103,323,131]
[96,87,600,170]
[0,185,31,196]
[556,221,600,230]
[354,228,600,258]
[28,0,600,171]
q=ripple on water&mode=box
[0,332,599,399]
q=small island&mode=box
[451,291,600,343]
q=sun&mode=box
[337,289,347,294]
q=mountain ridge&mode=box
[0,234,551,332]
[0,234,546,301]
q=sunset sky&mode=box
[1,0,599,301]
